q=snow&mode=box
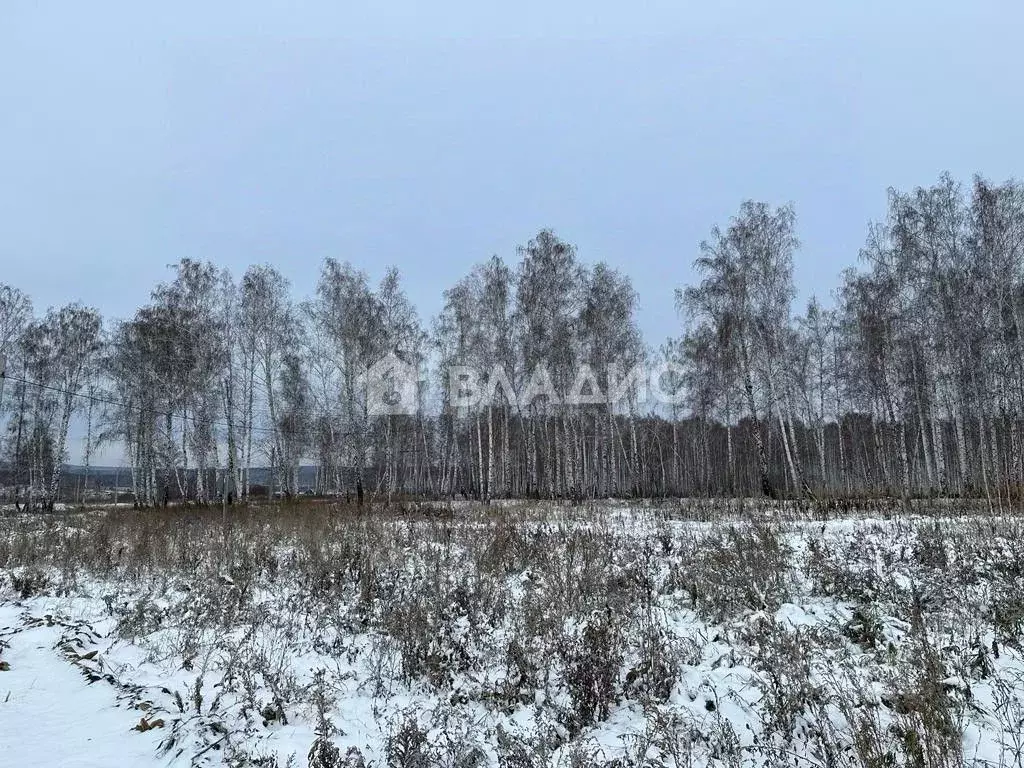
[2,504,1024,766]
[0,604,162,767]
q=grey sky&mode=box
[3,1,1022,350]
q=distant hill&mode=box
[59,465,321,489]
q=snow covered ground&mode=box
[0,604,164,767]
[2,501,1024,767]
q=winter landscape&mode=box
[6,177,1024,765]
[5,2,1024,766]
[4,500,1024,768]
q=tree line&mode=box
[2,172,1023,508]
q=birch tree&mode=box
[681,202,799,498]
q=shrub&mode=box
[559,607,623,734]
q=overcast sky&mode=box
[3,1,1022,350]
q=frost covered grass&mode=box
[2,499,1024,767]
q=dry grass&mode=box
[2,499,1024,767]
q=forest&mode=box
[2,172,1023,509]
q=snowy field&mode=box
[2,500,1024,768]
